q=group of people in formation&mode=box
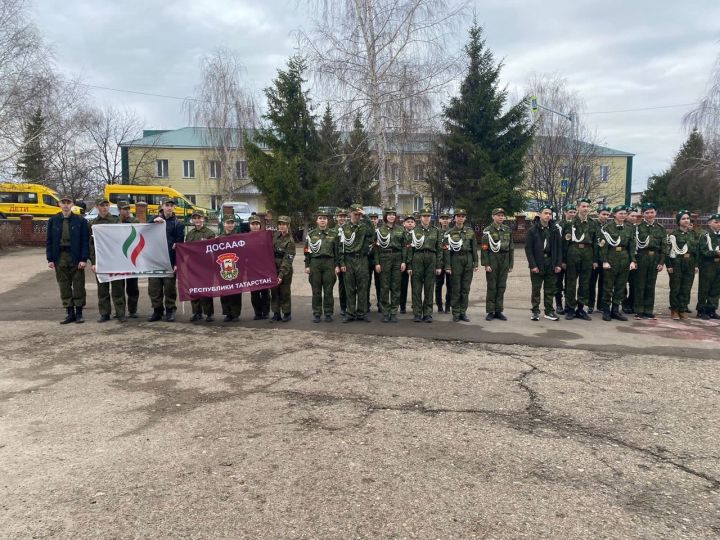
[45,196,295,324]
[46,193,720,326]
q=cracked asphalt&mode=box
[1,248,719,539]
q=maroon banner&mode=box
[176,231,279,301]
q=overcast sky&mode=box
[34,0,720,191]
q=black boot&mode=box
[611,304,627,321]
[75,307,84,323]
[602,309,612,321]
[60,307,76,324]
[148,309,163,322]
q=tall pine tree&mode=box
[336,114,379,207]
[317,104,343,206]
[17,107,47,184]
[246,57,330,232]
[439,22,533,223]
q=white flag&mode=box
[93,223,174,283]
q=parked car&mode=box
[218,201,253,233]
[84,204,120,221]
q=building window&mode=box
[390,163,400,182]
[599,165,610,182]
[185,194,196,204]
[156,159,168,178]
[210,196,222,210]
[183,160,195,178]
[209,161,221,179]
[413,196,424,212]
[559,165,570,179]
[580,165,590,182]
[414,164,425,181]
[236,160,248,179]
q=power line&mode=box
[584,102,700,115]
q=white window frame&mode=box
[236,160,248,179]
[183,160,196,179]
[156,159,168,178]
[391,163,400,182]
[414,164,425,182]
[209,160,221,179]
[413,196,424,212]
[599,165,610,182]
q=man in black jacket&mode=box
[46,195,90,324]
[525,205,562,321]
[147,198,185,322]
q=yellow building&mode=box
[121,128,633,214]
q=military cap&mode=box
[277,215,290,224]
[161,197,177,205]
[349,203,364,213]
[96,197,110,205]
[403,214,416,222]
[709,213,720,222]
[316,208,331,217]
[675,209,690,223]
[249,215,262,224]
[335,208,348,216]
[563,203,577,211]
[491,207,506,216]
[191,209,205,218]
[224,216,236,223]
[59,194,73,202]
[368,212,379,219]
[577,197,592,205]
[383,206,397,215]
[641,202,657,212]
[453,208,467,216]
[117,200,131,210]
[538,203,553,212]
[596,204,611,213]
[439,210,451,218]
[611,204,628,213]
[419,206,433,216]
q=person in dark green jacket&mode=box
[270,216,295,322]
[597,205,636,321]
[305,209,340,322]
[666,210,699,320]
[633,202,667,319]
[407,206,443,322]
[443,209,478,322]
[697,213,720,319]
[338,204,374,322]
[219,217,243,322]
[89,198,125,323]
[481,208,514,321]
[185,210,216,322]
[562,198,597,321]
[374,207,408,322]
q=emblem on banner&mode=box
[216,253,239,281]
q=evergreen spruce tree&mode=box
[317,104,343,206]
[439,22,533,223]
[641,170,673,210]
[17,107,47,184]
[337,114,379,207]
[246,57,330,232]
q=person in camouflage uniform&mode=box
[407,206,443,322]
[443,209,478,322]
[117,201,140,318]
[589,204,611,314]
[46,195,90,324]
[89,198,126,323]
[597,205,637,322]
[339,204,374,322]
[334,208,349,317]
[666,210,699,320]
[374,207,407,322]
[185,210,216,322]
[697,213,720,319]
[555,203,577,313]
[399,215,415,314]
[562,198,597,321]
[147,198,184,322]
[305,209,340,322]
[246,216,270,319]
[435,211,453,313]
[270,216,295,322]
[366,212,382,312]
[525,205,562,321]
[481,208,514,321]
[633,202,668,319]
[219,217,243,322]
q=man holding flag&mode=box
[147,198,185,322]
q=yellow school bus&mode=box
[0,183,81,219]
[104,185,209,220]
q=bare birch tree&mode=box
[185,49,258,200]
[0,0,53,163]
[298,0,465,204]
[525,73,620,213]
[684,54,720,211]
